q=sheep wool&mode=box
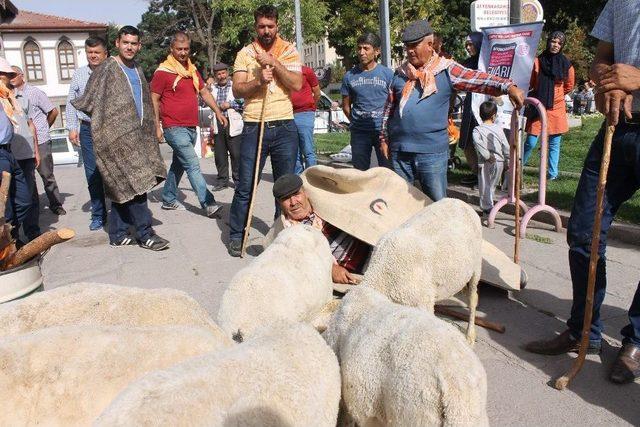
[94,322,341,427]
[217,224,334,340]
[324,287,489,427]
[0,283,221,338]
[360,198,482,343]
[0,325,232,426]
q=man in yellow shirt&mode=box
[227,4,303,257]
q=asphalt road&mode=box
[38,146,640,426]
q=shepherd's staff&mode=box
[554,123,615,390]
[241,68,270,258]
[512,110,522,263]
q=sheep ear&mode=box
[309,299,342,333]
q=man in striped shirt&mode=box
[379,19,524,202]
[11,66,65,216]
[66,36,108,231]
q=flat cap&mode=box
[273,174,303,200]
[212,62,228,71]
[401,19,434,44]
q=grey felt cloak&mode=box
[71,57,166,204]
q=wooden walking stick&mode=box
[513,110,522,264]
[241,73,270,258]
[554,124,615,391]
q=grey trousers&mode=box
[36,140,63,210]
[477,160,504,212]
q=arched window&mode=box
[57,38,76,81]
[23,39,44,83]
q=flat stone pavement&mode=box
[38,146,640,426]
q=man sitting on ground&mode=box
[273,174,371,285]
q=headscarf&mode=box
[463,32,483,69]
[536,31,571,109]
[397,53,454,117]
[156,54,200,92]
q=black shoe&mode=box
[525,330,602,355]
[110,235,137,247]
[212,181,229,191]
[227,239,242,257]
[52,206,67,215]
[609,343,640,384]
[139,234,170,251]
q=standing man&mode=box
[10,66,65,216]
[151,31,225,217]
[526,0,640,384]
[72,25,169,250]
[227,4,303,257]
[380,20,524,202]
[341,33,394,171]
[210,62,243,191]
[66,36,109,231]
[291,64,320,174]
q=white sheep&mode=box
[0,283,221,338]
[94,322,341,427]
[324,287,489,427]
[0,325,232,426]
[217,224,334,341]
[360,197,482,343]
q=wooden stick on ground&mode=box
[554,124,615,391]
[0,171,11,220]
[2,228,75,270]
[435,305,506,334]
[241,78,270,258]
[513,111,522,264]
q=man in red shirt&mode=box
[151,31,227,217]
[290,65,320,173]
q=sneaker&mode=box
[211,182,229,191]
[205,203,223,218]
[52,206,67,215]
[525,330,601,355]
[227,239,242,257]
[89,218,105,231]
[161,200,186,210]
[110,235,137,247]
[139,234,170,251]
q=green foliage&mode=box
[561,20,594,84]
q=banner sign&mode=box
[472,22,544,129]
[470,0,510,32]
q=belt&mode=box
[247,119,291,129]
[0,144,10,152]
[80,120,91,126]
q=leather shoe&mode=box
[609,343,640,384]
[525,330,601,355]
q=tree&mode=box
[562,19,594,84]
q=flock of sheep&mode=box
[0,198,490,426]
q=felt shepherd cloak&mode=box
[71,57,166,204]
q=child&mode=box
[472,101,510,219]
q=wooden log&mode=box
[0,171,11,220]
[435,305,506,334]
[2,228,75,270]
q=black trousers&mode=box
[213,120,240,183]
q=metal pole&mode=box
[510,0,522,24]
[294,0,303,51]
[379,0,391,68]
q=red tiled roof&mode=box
[0,9,107,32]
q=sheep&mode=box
[0,283,221,338]
[0,325,232,426]
[217,224,334,341]
[94,322,341,427]
[324,287,489,427]
[360,197,482,343]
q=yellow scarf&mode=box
[0,80,19,127]
[156,54,200,92]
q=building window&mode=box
[57,39,76,81]
[23,39,44,83]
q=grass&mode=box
[525,233,554,244]
[312,115,640,224]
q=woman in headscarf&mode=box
[523,31,574,180]
[458,32,484,186]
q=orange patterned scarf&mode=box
[398,53,453,117]
[0,80,19,127]
[246,35,302,92]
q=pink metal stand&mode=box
[487,97,562,234]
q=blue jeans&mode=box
[294,111,317,174]
[229,120,298,241]
[162,127,215,208]
[108,193,154,243]
[523,133,562,179]
[16,158,40,241]
[80,122,106,221]
[391,149,449,201]
[566,121,640,346]
[350,128,389,170]
[0,146,31,229]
